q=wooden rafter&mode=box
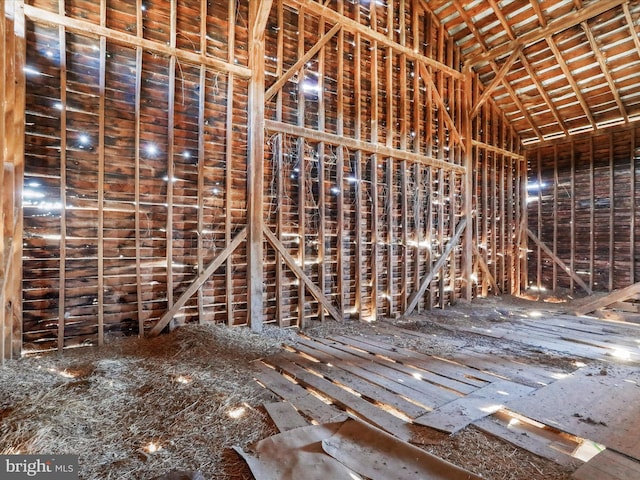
[546,36,597,130]
[470,47,521,119]
[466,0,628,67]
[518,52,569,136]
[581,21,628,123]
[501,75,545,142]
[529,0,548,28]
[284,0,464,79]
[265,22,341,103]
[623,3,640,61]
[487,0,516,41]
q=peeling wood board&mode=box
[277,350,426,419]
[305,337,460,406]
[414,380,536,434]
[329,334,481,394]
[506,366,640,461]
[445,349,563,387]
[342,333,496,386]
[293,341,441,412]
[254,362,348,425]
[263,401,310,432]
[264,355,414,441]
[572,449,640,480]
[474,413,581,467]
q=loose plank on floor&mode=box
[293,340,440,412]
[265,354,414,441]
[306,336,461,406]
[276,349,425,419]
[414,380,535,433]
[573,449,640,480]
[263,401,310,432]
[254,361,348,425]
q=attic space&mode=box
[2,0,640,479]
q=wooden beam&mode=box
[148,228,248,336]
[623,3,640,61]
[403,217,468,318]
[263,226,342,322]
[462,67,474,301]
[265,120,466,173]
[581,21,628,123]
[418,63,465,152]
[526,228,593,295]
[247,0,273,332]
[529,0,548,27]
[265,23,341,103]
[546,37,597,130]
[575,282,640,316]
[24,4,252,78]
[470,48,521,119]
[518,52,569,136]
[466,0,628,67]
[472,140,525,161]
[284,0,464,79]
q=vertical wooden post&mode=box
[273,0,284,326]
[247,0,273,332]
[570,140,576,293]
[631,128,636,285]
[317,8,326,323]
[462,67,473,301]
[196,0,207,323]
[2,0,26,360]
[226,0,237,326]
[57,0,68,351]
[296,8,306,328]
[609,132,615,291]
[552,145,558,290]
[336,0,345,316]
[97,0,107,345]
[589,136,595,290]
[134,0,143,335]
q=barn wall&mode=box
[526,123,640,294]
[1,0,26,363]
[17,0,524,354]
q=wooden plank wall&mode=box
[21,0,251,352]
[526,123,640,293]
[16,0,525,354]
[262,0,523,325]
[471,74,526,297]
[1,1,26,363]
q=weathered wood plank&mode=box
[263,401,309,432]
[414,380,535,434]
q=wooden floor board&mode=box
[254,362,348,425]
[265,355,414,441]
[275,350,426,419]
[328,335,480,394]
[413,380,535,433]
[263,401,310,432]
[573,449,640,480]
[299,337,460,406]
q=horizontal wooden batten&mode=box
[265,120,466,173]
[24,5,252,78]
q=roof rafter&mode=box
[487,0,516,41]
[623,3,640,64]
[529,0,548,27]
[466,0,628,67]
[471,47,521,118]
[518,52,569,137]
[546,35,597,130]
[581,21,628,123]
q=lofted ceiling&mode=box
[427,0,640,146]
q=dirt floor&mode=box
[0,294,594,479]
